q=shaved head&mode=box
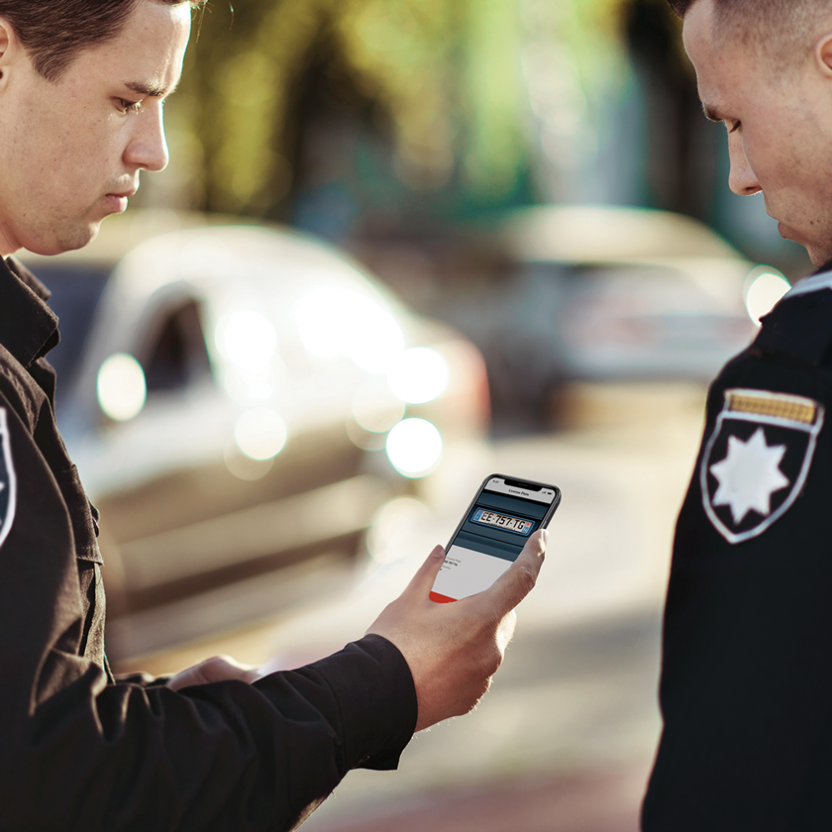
[680,0,832,265]
[668,0,832,68]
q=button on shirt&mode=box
[0,256,417,831]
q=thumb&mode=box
[401,544,447,599]
[482,528,547,615]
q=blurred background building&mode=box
[143,0,810,273]
[131,0,809,433]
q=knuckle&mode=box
[515,563,537,594]
[478,643,503,677]
[489,648,504,675]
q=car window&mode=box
[143,301,213,394]
[33,262,112,411]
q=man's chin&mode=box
[777,224,832,268]
[28,222,103,257]
[803,242,832,269]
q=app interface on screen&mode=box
[430,480,555,602]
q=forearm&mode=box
[0,636,416,832]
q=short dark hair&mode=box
[667,0,826,19]
[0,0,202,82]
[667,0,832,66]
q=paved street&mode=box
[120,382,709,832]
[309,768,648,832]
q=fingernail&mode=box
[542,529,549,546]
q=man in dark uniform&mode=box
[643,0,832,828]
[0,2,547,829]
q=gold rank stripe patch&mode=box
[726,390,819,426]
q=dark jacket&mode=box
[0,257,417,832]
[643,270,832,830]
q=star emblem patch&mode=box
[710,428,789,525]
[0,409,16,548]
[701,389,824,544]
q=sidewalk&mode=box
[310,765,648,832]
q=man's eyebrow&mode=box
[124,80,177,98]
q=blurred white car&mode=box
[447,205,789,422]
[22,212,489,659]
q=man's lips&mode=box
[108,186,138,199]
[776,220,798,242]
[769,210,789,239]
[104,189,137,212]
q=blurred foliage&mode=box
[517,0,630,201]
[170,0,637,219]
[545,0,626,89]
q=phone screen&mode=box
[430,475,560,603]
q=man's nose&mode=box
[727,133,761,196]
[123,103,170,173]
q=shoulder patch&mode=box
[700,389,824,544]
[0,408,16,548]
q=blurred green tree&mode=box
[163,0,631,223]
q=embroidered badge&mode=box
[701,389,824,544]
[0,409,16,548]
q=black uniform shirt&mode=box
[0,256,418,832]
[643,267,832,830]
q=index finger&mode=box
[472,528,547,616]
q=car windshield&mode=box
[34,262,112,416]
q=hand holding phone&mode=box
[365,474,555,731]
[366,529,547,730]
[431,474,561,603]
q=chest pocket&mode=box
[53,465,105,663]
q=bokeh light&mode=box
[351,379,406,433]
[744,267,791,325]
[387,347,450,404]
[97,353,147,422]
[215,310,278,374]
[234,408,288,460]
[385,417,443,478]
[293,287,404,373]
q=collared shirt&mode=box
[0,256,417,831]
[0,256,106,666]
[783,262,832,299]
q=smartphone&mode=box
[430,474,561,603]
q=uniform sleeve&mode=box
[643,355,832,830]
[0,391,418,832]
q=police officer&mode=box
[644,1,832,828]
[0,2,546,829]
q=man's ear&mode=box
[0,17,20,86]
[815,32,832,77]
